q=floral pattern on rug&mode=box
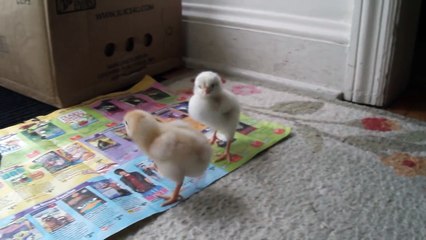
[231,84,262,96]
[360,117,401,132]
[381,152,426,176]
[271,101,325,115]
[250,100,426,177]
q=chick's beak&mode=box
[202,87,212,95]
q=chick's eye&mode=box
[124,121,128,125]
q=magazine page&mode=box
[0,76,291,239]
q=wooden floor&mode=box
[385,85,426,122]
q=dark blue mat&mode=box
[0,86,57,129]
[0,73,169,129]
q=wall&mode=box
[182,0,355,95]
[183,0,353,23]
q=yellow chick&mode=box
[123,110,212,206]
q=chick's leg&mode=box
[210,130,218,144]
[158,180,183,207]
[215,140,232,163]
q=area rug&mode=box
[113,70,426,239]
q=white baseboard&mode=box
[182,2,349,97]
[184,58,343,99]
[182,2,350,45]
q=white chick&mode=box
[188,71,240,162]
[123,110,212,206]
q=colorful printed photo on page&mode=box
[236,121,258,135]
[1,166,44,187]
[92,99,126,122]
[33,151,75,174]
[0,218,43,240]
[109,124,132,142]
[118,95,148,107]
[115,94,168,114]
[169,101,189,113]
[91,178,132,200]
[63,188,106,215]
[0,134,26,156]
[112,167,168,203]
[139,87,171,101]
[20,121,65,142]
[32,206,75,233]
[82,129,143,164]
[131,158,203,207]
[85,134,120,151]
[89,177,151,215]
[56,109,98,130]
[152,108,188,122]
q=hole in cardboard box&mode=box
[104,43,116,57]
[126,37,135,52]
[144,34,153,47]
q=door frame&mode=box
[344,0,420,106]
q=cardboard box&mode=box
[0,0,182,107]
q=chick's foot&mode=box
[158,194,184,206]
[214,152,232,163]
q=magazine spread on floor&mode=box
[0,76,291,240]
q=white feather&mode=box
[188,71,241,140]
